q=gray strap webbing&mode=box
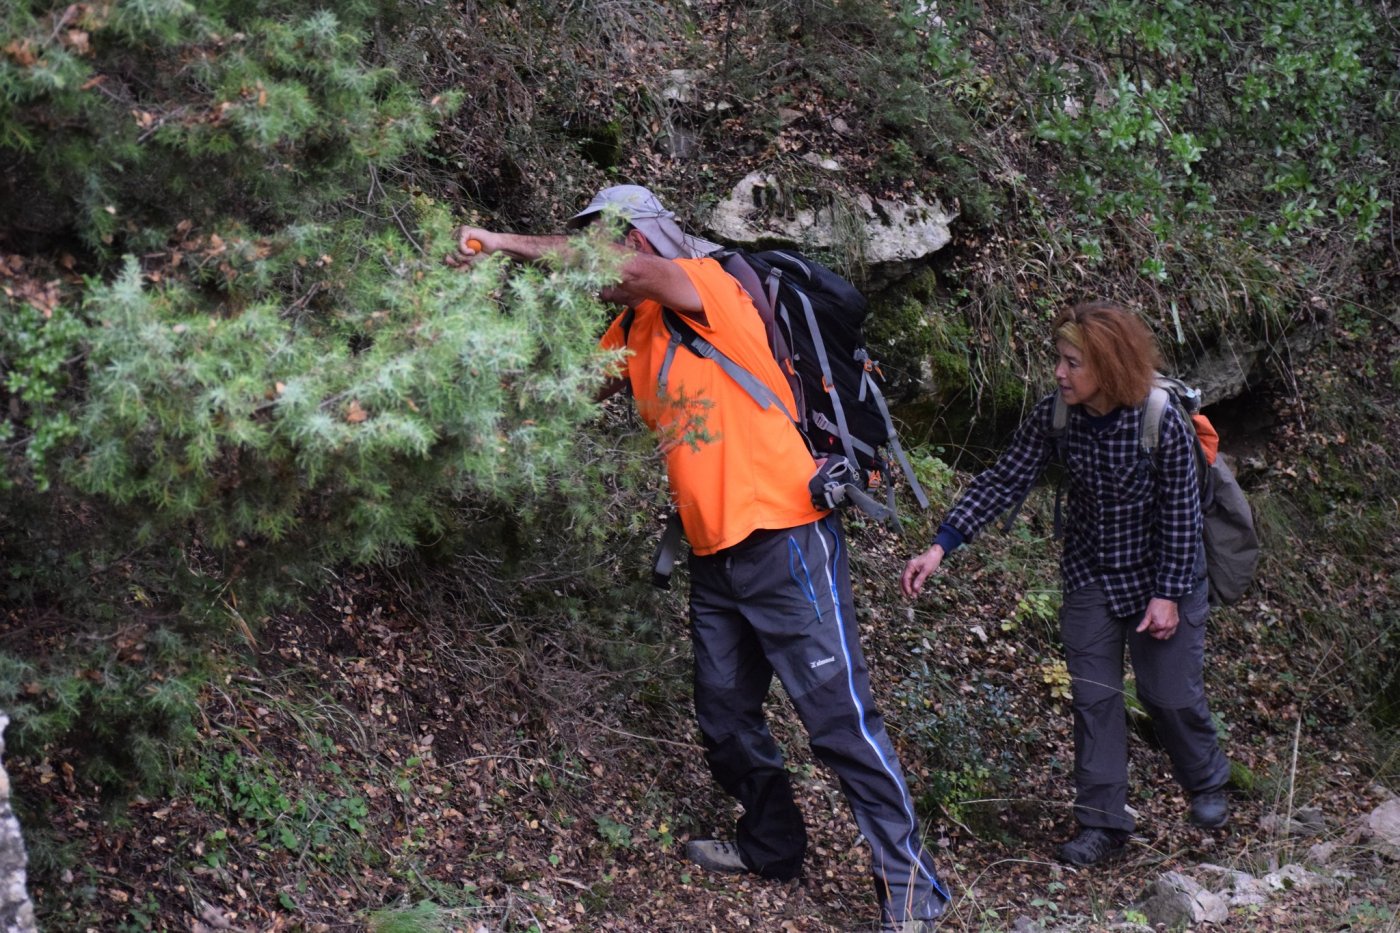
[771,250,812,277]
[658,332,681,396]
[661,311,797,422]
[1139,384,1209,492]
[855,349,872,403]
[1140,386,1170,455]
[860,368,930,510]
[833,482,895,522]
[790,287,860,470]
[811,412,875,457]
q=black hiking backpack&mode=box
[707,249,929,511]
[641,248,929,588]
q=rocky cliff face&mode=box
[705,171,958,271]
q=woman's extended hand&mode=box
[1136,597,1180,640]
[901,544,946,599]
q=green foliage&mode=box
[186,740,370,869]
[0,627,205,794]
[368,902,449,933]
[0,0,650,799]
[896,665,1020,827]
[895,0,1400,448]
[1001,589,1059,638]
[593,814,635,850]
[68,218,621,598]
[907,449,958,513]
[0,0,456,256]
[1018,0,1394,322]
[1033,0,1394,239]
[708,1,995,222]
[0,300,84,489]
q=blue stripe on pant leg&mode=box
[787,518,948,904]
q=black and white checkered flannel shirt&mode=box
[943,391,1202,618]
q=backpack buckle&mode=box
[809,456,860,511]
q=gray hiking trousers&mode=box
[1060,571,1231,833]
[688,514,948,923]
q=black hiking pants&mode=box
[688,514,948,923]
[1060,572,1232,833]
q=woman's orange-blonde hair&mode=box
[1052,301,1161,409]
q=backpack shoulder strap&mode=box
[658,308,798,425]
[1050,393,1069,436]
[1139,385,1211,495]
[855,368,929,510]
[715,251,771,317]
[777,269,862,470]
[1140,386,1171,455]
[716,251,805,424]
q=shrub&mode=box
[0,0,636,793]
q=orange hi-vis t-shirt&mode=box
[600,257,827,555]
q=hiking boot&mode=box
[684,838,749,874]
[1189,789,1230,828]
[1055,826,1128,866]
[880,921,940,933]
[880,892,949,931]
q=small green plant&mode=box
[1040,659,1072,703]
[909,449,958,510]
[896,669,1021,829]
[594,814,634,850]
[1001,590,1059,636]
[185,736,371,869]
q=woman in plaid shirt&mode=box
[901,301,1231,867]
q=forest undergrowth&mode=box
[2,0,1398,930]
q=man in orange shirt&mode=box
[447,186,949,932]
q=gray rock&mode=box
[1141,870,1230,926]
[1261,863,1332,892]
[1180,322,1325,407]
[661,69,701,103]
[1364,797,1400,857]
[660,126,700,160]
[1261,806,1328,838]
[1195,863,1271,908]
[704,171,957,268]
[1307,840,1340,865]
[0,715,37,933]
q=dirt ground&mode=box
[18,519,1399,932]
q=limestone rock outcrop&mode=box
[705,172,957,269]
[0,715,37,933]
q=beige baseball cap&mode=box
[567,184,719,259]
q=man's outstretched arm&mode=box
[446,226,702,315]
